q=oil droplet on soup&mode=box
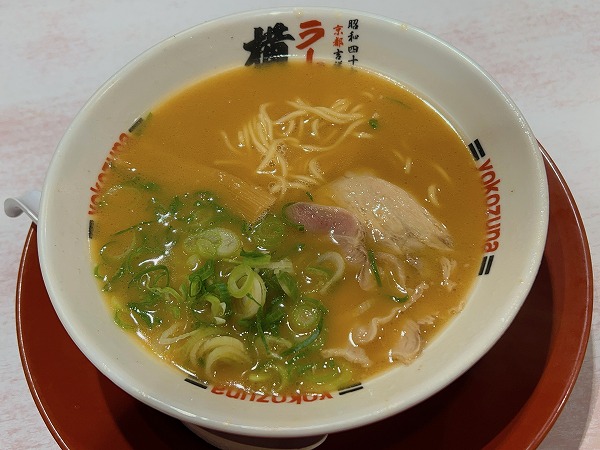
[89,61,487,396]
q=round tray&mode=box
[16,145,592,449]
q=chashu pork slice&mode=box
[283,201,366,265]
[321,173,452,254]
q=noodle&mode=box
[222,98,370,195]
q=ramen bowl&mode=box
[14,7,548,448]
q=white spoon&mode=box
[4,190,41,224]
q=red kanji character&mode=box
[296,20,324,49]
[296,20,325,62]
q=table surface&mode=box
[1,1,598,448]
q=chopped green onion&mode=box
[239,249,271,266]
[227,264,256,298]
[195,237,217,258]
[368,118,379,129]
[251,214,285,250]
[113,308,135,330]
[188,260,215,298]
[262,296,286,332]
[129,265,170,288]
[99,234,137,263]
[149,286,184,303]
[112,221,154,236]
[255,258,293,271]
[127,300,161,328]
[93,264,109,282]
[367,249,382,287]
[276,271,299,301]
[203,293,226,321]
[247,360,289,391]
[191,259,215,281]
[238,250,293,271]
[207,282,230,304]
[235,275,267,319]
[391,294,409,303]
[289,298,326,334]
[197,227,241,257]
[282,316,323,356]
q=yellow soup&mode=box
[90,61,486,395]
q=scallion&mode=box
[288,297,326,334]
[367,249,382,287]
[227,264,256,298]
[276,271,299,301]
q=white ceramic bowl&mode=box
[33,7,548,442]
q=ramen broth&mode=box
[90,62,486,395]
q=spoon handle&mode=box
[4,191,41,224]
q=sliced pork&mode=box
[283,202,366,265]
[322,173,453,253]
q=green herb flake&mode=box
[367,249,382,287]
[391,295,409,303]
